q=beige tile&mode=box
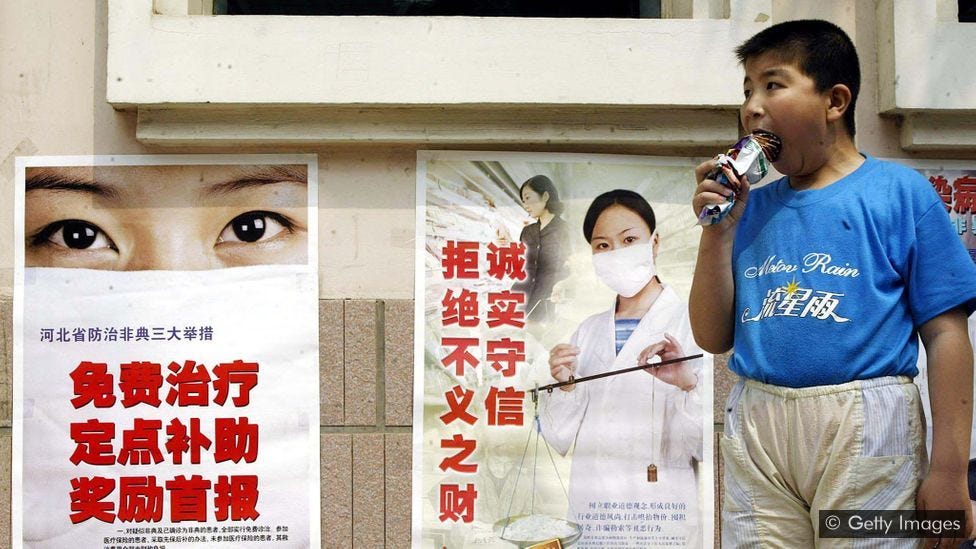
[385,433,411,548]
[352,433,385,548]
[0,428,10,547]
[321,433,352,547]
[0,297,10,427]
[344,301,378,426]
[320,300,344,426]
[713,350,735,423]
[715,430,723,549]
[383,300,413,427]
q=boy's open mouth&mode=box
[750,129,782,162]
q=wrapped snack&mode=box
[697,129,782,225]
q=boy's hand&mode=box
[548,343,579,392]
[916,469,973,547]
[692,158,750,230]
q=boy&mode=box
[689,19,976,547]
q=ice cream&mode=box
[697,129,782,225]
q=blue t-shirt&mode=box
[729,155,976,387]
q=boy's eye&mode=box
[766,82,782,90]
[35,220,116,250]
[743,89,752,99]
[218,211,292,244]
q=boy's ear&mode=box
[825,84,853,124]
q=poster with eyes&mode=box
[13,155,320,548]
[413,151,714,548]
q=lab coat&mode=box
[539,285,703,548]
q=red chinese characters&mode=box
[439,483,477,524]
[165,417,212,465]
[441,289,479,327]
[440,338,480,376]
[69,476,116,524]
[485,387,526,427]
[439,434,478,474]
[930,175,952,212]
[953,175,976,215]
[67,358,262,525]
[117,476,163,523]
[487,242,527,281]
[928,173,976,215]
[70,361,116,408]
[69,417,257,466]
[486,338,525,377]
[68,474,260,524]
[119,361,163,408]
[442,241,480,279]
[440,386,477,426]
[486,291,526,328]
[435,239,529,525]
[71,359,259,409]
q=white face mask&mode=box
[591,241,657,298]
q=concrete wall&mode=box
[3,0,976,547]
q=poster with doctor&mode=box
[13,155,320,548]
[413,151,714,548]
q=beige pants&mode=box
[721,376,927,548]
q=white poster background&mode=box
[13,155,320,549]
[412,151,714,548]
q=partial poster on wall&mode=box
[902,161,976,460]
[13,155,320,548]
[413,151,714,548]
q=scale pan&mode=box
[493,514,582,548]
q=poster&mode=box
[916,164,976,265]
[13,155,320,548]
[903,161,976,459]
[413,151,714,548]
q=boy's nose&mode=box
[742,96,764,120]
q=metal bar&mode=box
[529,353,703,395]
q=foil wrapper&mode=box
[697,134,774,226]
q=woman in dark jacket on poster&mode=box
[514,175,571,324]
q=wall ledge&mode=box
[135,105,740,148]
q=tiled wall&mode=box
[1,296,735,547]
[0,296,11,541]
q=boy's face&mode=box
[741,52,832,177]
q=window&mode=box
[961,0,976,22]
[214,0,663,17]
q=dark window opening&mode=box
[962,0,976,22]
[214,0,662,18]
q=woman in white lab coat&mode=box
[540,189,703,548]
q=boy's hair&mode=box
[736,19,860,137]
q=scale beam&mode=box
[529,353,703,395]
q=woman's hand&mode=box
[549,343,579,392]
[637,333,697,391]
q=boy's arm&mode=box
[689,161,748,354]
[916,306,974,544]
